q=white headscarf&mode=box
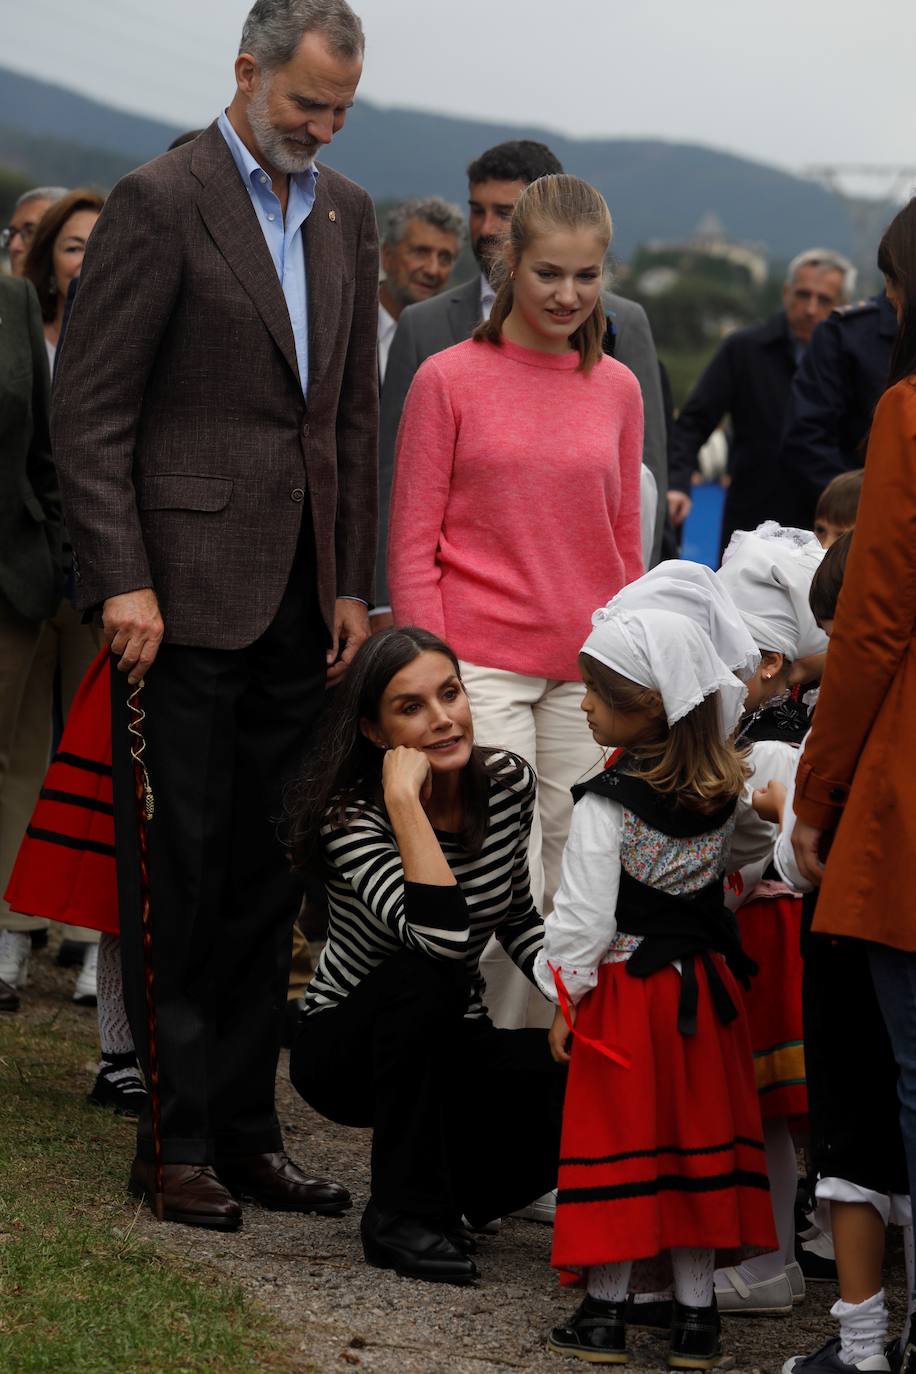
[717,521,828,659]
[607,560,761,683]
[582,606,749,741]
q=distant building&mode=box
[642,213,769,288]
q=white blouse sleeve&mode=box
[773,731,813,893]
[728,738,800,874]
[533,793,622,1006]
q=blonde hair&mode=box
[580,656,748,813]
[473,174,612,373]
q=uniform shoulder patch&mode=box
[832,299,878,319]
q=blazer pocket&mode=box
[136,473,233,512]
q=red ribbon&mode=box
[725,869,745,897]
[549,962,632,1069]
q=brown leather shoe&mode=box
[0,976,20,1012]
[128,1157,242,1230]
[216,1151,351,1215]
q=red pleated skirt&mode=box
[736,892,807,1124]
[553,957,777,1287]
[4,648,119,935]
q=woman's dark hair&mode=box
[877,197,916,387]
[289,626,524,873]
[22,187,105,322]
[809,529,853,625]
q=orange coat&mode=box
[794,379,916,950]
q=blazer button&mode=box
[829,786,845,802]
[290,487,305,502]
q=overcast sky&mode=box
[7,0,916,186]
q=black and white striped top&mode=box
[303,752,543,1019]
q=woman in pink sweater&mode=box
[389,174,644,1029]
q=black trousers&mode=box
[802,894,908,1194]
[110,536,328,1164]
[290,948,567,1223]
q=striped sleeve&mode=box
[493,760,543,977]
[322,813,470,960]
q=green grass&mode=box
[0,1010,301,1374]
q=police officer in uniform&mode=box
[780,292,897,527]
[668,248,851,557]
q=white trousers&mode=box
[460,660,604,1029]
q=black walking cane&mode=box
[126,679,165,1222]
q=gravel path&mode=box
[17,952,909,1374]
[137,1054,908,1374]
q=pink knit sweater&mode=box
[388,336,645,681]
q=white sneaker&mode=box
[715,1266,794,1315]
[0,930,31,988]
[512,1189,557,1224]
[73,942,99,1005]
[786,1259,806,1305]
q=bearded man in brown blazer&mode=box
[51,0,378,1230]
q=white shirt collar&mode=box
[480,271,497,321]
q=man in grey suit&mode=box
[373,139,667,622]
[52,0,377,1230]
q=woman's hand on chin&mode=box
[383,745,433,807]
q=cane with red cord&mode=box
[126,679,165,1222]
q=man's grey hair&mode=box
[15,186,68,210]
[239,0,364,68]
[383,197,465,250]
[787,247,857,298]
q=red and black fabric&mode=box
[736,891,807,1123]
[553,958,776,1287]
[553,758,775,1287]
[4,647,118,935]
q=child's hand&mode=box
[752,779,787,825]
[548,1004,575,1064]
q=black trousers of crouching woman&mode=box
[290,948,566,1224]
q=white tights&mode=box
[588,1250,714,1308]
[96,934,135,1063]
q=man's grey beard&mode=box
[248,81,318,175]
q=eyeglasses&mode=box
[0,223,36,250]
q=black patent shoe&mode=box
[360,1200,478,1285]
[625,1293,673,1332]
[87,1052,148,1117]
[668,1300,722,1370]
[548,1296,628,1364]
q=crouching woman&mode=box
[289,627,566,1284]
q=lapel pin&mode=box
[328,210,337,222]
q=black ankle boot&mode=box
[360,1200,478,1285]
[668,1299,721,1370]
[548,1295,628,1364]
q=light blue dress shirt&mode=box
[218,109,317,394]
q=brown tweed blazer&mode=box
[51,121,379,650]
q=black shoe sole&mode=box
[362,1242,477,1285]
[87,1090,144,1119]
[127,1180,242,1231]
[547,1336,628,1364]
[667,1357,724,1370]
[226,1190,351,1216]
